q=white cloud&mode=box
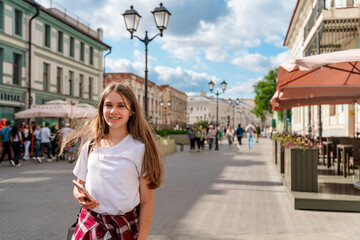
[106,58,143,74]
[231,50,291,73]
[160,0,296,63]
[226,78,261,96]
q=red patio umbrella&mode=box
[272,49,360,111]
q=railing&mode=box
[304,0,326,40]
[303,0,359,41]
[36,0,92,31]
[325,0,357,9]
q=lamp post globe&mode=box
[122,5,141,39]
[152,3,171,36]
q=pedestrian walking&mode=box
[39,123,54,162]
[245,122,256,149]
[218,126,224,145]
[235,124,245,150]
[61,82,164,240]
[61,123,74,162]
[195,126,201,152]
[188,125,196,152]
[19,121,26,154]
[22,123,32,160]
[0,120,13,167]
[32,125,42,162]
[10,125,22,167]
[50,124,59,160]
[200,126,206,150]
[226,125,235,146]
[207,125,216,150]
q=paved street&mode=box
[1,139,360,240]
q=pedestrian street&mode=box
[1,139,360,239]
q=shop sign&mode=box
[0,92,22,102]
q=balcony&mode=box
[303,0,360,56]
[304,0,358,40]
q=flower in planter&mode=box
[272,133,317,151]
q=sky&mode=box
[38,0,297,99]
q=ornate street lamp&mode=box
[228,98,240,128]
[123,3,171,119]
[208,79,227,150]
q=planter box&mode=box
[284,148,318,192]
[273,140,277,164]
[276,141,284,173]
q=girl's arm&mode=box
[138,177,154,240]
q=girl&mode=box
[61,82,164,240]
[10,125,22,167]
[23,123,32,160]
[226,125,234,146]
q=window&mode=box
[56,67,62,94]
[44,24,51,47]
[88,77,93,99]
[80,42,84,61]
[0,1,4,30]
[14,9,22,36]
[58,31,63,52]
[89,47,94,65]
[69,37,74,57]
[12,53,21,85]
[68,71,73,96]
[43,63,49,91]
[79,74,84,98]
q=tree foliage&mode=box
[194,120,209,128]
[252,68,278,123]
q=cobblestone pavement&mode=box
[1,139,360,239]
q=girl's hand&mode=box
[75,191,99,209]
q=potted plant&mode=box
[282,134,318,192]
[272,133,287,173]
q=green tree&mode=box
[194,120,209,128]
[252,68,278,123]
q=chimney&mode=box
[97,28,103,40]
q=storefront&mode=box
[0,90,25,126]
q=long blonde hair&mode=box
[60,82,164,189]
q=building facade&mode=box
[187,92,257,128]
[0,0,110,124]
[105,73,187,128]
[284,0,360,137]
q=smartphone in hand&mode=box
[72,180,94,201]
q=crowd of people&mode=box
[187,122,266,152]
[0,119,74,167]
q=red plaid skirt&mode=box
[72,206,139,240]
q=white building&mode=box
[283,0,360,137]
[187,92,258,128]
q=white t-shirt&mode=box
[73,134,145,215]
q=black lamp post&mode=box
[208,79,227,150]
[123,3,171,119]
[228,98,239,128]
